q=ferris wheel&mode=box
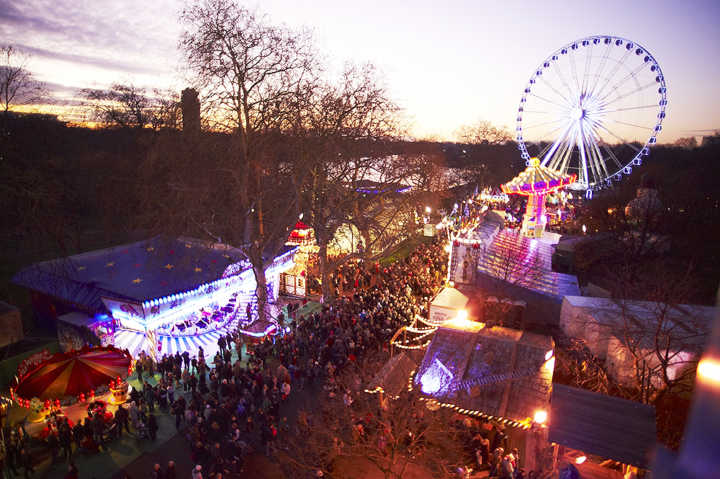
[515,35,667,197]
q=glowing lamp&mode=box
[697,358,720,386]
[456,310,468,321]
[425,206,432,214]
[543,356,556,373]
[545,350,554,361]
[575,455,587,464]
[533,410,548,424]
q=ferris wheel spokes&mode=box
[516,36,666,192]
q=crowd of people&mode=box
[135,238,448,478]
[4,238,451,478]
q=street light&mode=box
[425,206,431,214]
[533,410,548,424]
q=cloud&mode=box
[0,0,180,83]
[15,43,166,76]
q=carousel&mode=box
[501,158,576,239]
[11,345,132,421]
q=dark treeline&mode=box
[2,113,719,325]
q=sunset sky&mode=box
[1,0,719,142]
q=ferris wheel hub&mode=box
[571,107,584,121]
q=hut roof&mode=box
[367,352,418,397]
[549,384,657,468]
[414,324,554,425]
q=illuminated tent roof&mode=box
[501,158,576,196]
[476,229,581,299]
[12,236,296,313]
[415,323,554,425]
[550,384,656,468]
[14,346,131,401]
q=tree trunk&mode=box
[318,241,333,303]
[251,256,268,324]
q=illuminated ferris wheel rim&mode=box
[515,35,668,195]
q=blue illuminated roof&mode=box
[12,237,294,313]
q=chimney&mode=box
[181,88,200,136]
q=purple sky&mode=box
[1,0,718,142]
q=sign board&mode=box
[101,297,145,319]
[423,223,436,237]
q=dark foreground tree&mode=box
[278,355,469,479]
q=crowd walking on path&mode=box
[3,239,448,479]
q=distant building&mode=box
[181,88,201,136]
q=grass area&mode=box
[380,234,434,266]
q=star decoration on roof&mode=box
[164,264,174,270]
[105,262,115,267]
[194,267,203,273]
[132,278,142,284]
[146,247,154,252]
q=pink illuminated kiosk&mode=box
[501,158,576,239]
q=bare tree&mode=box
[82,83,180,129]
[0,45,47,113]
[609,263,706,404]
[177,0,318,320]
[455,120,511,145]
[278,357,468,479]
[674,136,698,149]
[289,62,418,300]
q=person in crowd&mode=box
[64,463,79,479]
[151,463,164,479]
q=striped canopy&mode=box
[502,158,576,195]
[15,346,131,401]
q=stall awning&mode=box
[431,287,469,311]
[549,384,656,468]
